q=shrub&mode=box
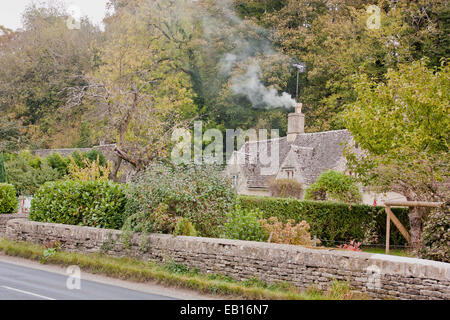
[339,240,362,252]
[421,207,449,263]
[4,150,110,196]
[304,170,362,204]
[67,155,112,181]
[174,218,198,237]
[124,163,236,237]
[30,180,127,229]
[239,195,410,246]
[223,205,266,242]
[46,153,70,177]
[0,183,18,214]
[71,150,107,168]
[268,179,303,199]
[260,217,314,246]
[5,151,60,196]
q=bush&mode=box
[174,218,198,237]
[124,163,236,237]
[67,155,112,181]
[304,170,362,204]
[223,205,266,242]
[239,195,410,246]
[260,217,314,246]
[30,180,127,229]
[0,183,18,214]
[5,151,60,196]
[46,153,70,177]
[72,150,107,168]
[4,150,109,196]
[268,179,303,199]
[421,207,450,263]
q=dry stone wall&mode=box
[5,219,450,300]
[0,214,28,237]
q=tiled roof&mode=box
[236,130,352,188]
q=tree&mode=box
[304,170,362,204]
[0,119,28,153]
[250,0,450,131]
[0,2,101,149]
[343,59,449,253]
[69,0,198,173]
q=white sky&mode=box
[0,0,109,30]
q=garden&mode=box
[1,151,447,263]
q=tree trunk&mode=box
[409,206,425,255]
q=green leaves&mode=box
[30,180,127,229]
[304,170,362,204]
[239,195,410,246]
[0,183,18,214]
[224,204,266,242]
[124,163,236,238]
[343,59,449,201]
[421,207,450,263]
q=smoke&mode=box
[200,0,296,109]
[231,63,296,109]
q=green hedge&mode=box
[238,195,410,246]
[30,180,127,229]
[0,183,18,214]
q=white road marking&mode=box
[1,286,56,300]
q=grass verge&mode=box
[0,238,368,300]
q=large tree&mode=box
[343,59,449,253]
[69,0,198,173]
[248,0,449,131]
[0,2,101,149]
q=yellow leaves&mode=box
[67,155,113,182]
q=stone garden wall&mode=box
[0,214,28,237]
[5,219,450,300]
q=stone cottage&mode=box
[226,103,406,205]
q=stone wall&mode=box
[0,214,28,237]
[5,219,450,300]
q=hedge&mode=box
[238,195,410,246]
[30,180,127,229]
[0,183,18,214]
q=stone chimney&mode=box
[287,102,305,142]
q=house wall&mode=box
[5,219,449,300]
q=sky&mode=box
[0,0,109,30]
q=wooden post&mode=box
[386,206,391,255]
[383,201,442,255]
[385,206,411,245]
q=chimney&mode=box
[287,103,305,142]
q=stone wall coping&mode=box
[0,214,29,221]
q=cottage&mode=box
[226,103,406,205]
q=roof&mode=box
[234,130,353,189]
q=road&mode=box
[0,255,211,300]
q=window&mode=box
[286,170,294,179]
[232,175,239,187]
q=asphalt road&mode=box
[0,260,177,300]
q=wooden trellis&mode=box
[384,201,444,254]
